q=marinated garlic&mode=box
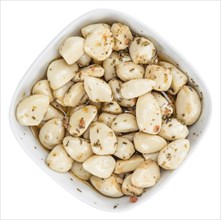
[16,21,202,200]
[59,37,85,65]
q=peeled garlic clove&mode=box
[116,62,144,82]
[90,175,123,198]
[111,113,138,133]
[59,36,84,65]
[39,118,65,150]
[159,61,188,95]
[98,112,117,127]
[129,37,156,64]
[122,174,144,196]
[143,152,159,162]
[83,155,116,178]
[103,52,131,81]
[102,101,123,114]
[111,23,133,51]
[63,136,93,162]
[84,25,113,61]
[53,81,73,106]
[152,92,173,118]
[46,144,73,172]
[43,105,64,121]
[84,76,113,102]
[134,132,167,154]
[73,64,104,82]
[145,64,172,91]
[114,155,144,174]
[103,52,119,81]
[90,122,117,155]
[158,118,189,141]
[32,79,54,102]
[136,93,162,134]
[81,23,110,38]
[71,162,92,180]
[158,139,190,170]
[114,137,135,160]
[121,79,155,99]
[63,82,88,107]
[47,59,78,90]
[16,94,50,126]
[77,53,91,67]
[109,78,136,107]
[176,86,201,125]
[69,105,97,136]
[131,160,160,188]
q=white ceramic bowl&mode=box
[9,9,211,211]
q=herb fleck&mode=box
[32,106,37,111]
[142,41,149,46]
[93,139,101,148]
[77,188,82,192]
[166,153,171,160]
[189,87,193,92]
[113,204,119,209]
[136,38,141,45]
[152,49,156,55]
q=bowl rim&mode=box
[9,8,212,212]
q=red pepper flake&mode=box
[153,125,160,133]
[129,196,138,203]
[79,117,85,129]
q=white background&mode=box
[1,1,220,219]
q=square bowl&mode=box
[9,9,211,211]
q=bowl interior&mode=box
[9,9,211,211]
